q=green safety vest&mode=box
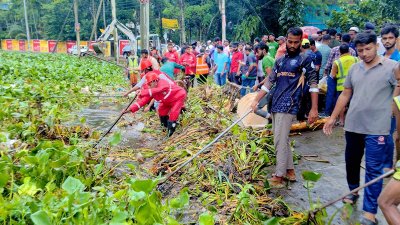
[334,55,358,91]
[128,56,138,71]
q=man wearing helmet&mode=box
[123,71,187,136]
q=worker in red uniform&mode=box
[180,46,196,86]
[164,43,181,75]
[123,71,187,136]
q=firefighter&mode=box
[123,71,187,136]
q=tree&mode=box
[278,0,304,32]
[326,0,400,32]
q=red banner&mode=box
[48,40,57,52]
[6,39,12,50]
[33,40,41,52]
[19,40,26,51]
[66,41,76,54]
[88,41,96,50]
[119,40,130,56]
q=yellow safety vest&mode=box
[128,56,138,84]
[334,55,358,91]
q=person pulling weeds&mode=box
[122,71,187,137]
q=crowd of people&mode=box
[121,23,400,225]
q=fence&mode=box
[0,39,132,57]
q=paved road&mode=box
[269,128,388,225]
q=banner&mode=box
[33,40,41,52]
[40,40,48,52]
[119,40,130,56]
[6,39,12,50]
[12,40,19,51]
[48,40,57,52]
[66,41,76,53]
[162,18,179,29]
[88,41,96,50]
[19,40,26,51]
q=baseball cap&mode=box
[276,36,285,41]
[364,22,375,31]
[302,38,310,46]
[349,27,360,33]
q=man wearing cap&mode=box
[267,34,279,58]
[275,36,286,59]
[348,26,359,53]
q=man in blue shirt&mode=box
[251,27,319,188]
[212,45,229,86]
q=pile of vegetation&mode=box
[1,51,339,225]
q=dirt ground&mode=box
[271,128,389,225]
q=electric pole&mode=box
[219,0,226,41]
[179,0,186,44]
[103,0,106,29]
[139,1,149,51]
[74,0,81,55]
[89,0,104,43]
[111,0,118,62]
[23,0,31,51]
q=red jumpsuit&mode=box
[164,50,180,75]
[130,78,187,121]
[180,52,196,75]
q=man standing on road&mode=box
[229,42,244,85]
[381,25,400,172]
[323,32,400,225]
[240,46,257,96]
[251,27,319,188]
[212,45,229,86]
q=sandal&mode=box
[285,170,297,182]
[267,176,285,189]
[360,217,378,225]
[342,193,359,205]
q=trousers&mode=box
[272,113,296,177]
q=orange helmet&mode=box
[145,71,159,84]
[140,59,153,70]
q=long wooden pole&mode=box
[89,0,104,43]
[23,0,31,51]
[111,0,118,62]
[74,0,81,55]
[179,0,186,44]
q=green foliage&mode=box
[234,16,260,42]
[279,0,304,32]
[326,0,400,32]
[0,51,217,224]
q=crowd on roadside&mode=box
[122,23,400,225]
